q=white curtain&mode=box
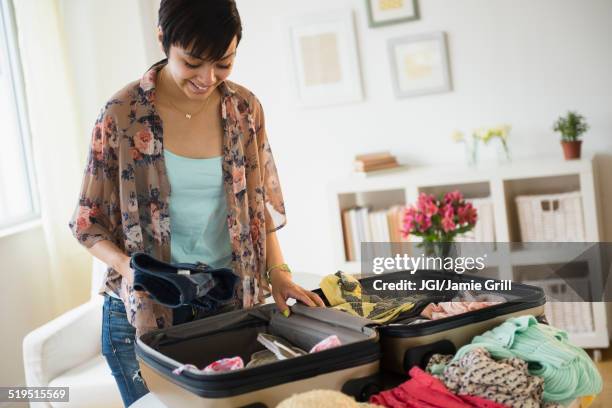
[12,0,91,314]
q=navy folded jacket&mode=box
[131,253,238,310]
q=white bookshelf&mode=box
[328,155,609,351]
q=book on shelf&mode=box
[350,208,362,262]
[387,205,409,243]
[340,205,409,262]
[354,160,399,172]
[360,207,372,242]
[356,156,397,166]
[354,151,400,173]
[341,210,355,262]
[355,151,393,162]
[387,208,399,243]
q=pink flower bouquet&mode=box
[401,191,478,243]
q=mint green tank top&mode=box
[164,149,232,268]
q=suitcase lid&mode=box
[313,269,546,335]
[288,302,379,333]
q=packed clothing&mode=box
[420,292,506,320]
[370,316,601,408]
[427,348,556,408]
[172,333,342,375]
[428,315,601,405]
[320,271,420,323]
[370,366,508,408]
[320,271,508,325]
[163,271,601,407]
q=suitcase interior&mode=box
[315,269,545,333]
[360,270,545,334]
[314,269,546,374]
[136,303,381,400]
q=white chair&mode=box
[22,258,123,408]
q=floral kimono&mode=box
[70,60,286,335]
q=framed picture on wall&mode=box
[288,10,363,108]
[366,0,419,27]
[388,32,452,98]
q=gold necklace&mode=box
[161,68,212,120]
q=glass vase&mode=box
[496,140,511,165]
[465,139,479,167]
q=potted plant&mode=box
[553,111,588,160]
[401,191,477,258]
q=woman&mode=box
[69,0,324,405]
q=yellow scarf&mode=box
[319,271,417,324]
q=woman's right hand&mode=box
[87,241,149,298]
[116,254,135,285]
[116,254,148,298]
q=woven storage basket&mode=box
[515,191,585,242]
[524,278,594,334]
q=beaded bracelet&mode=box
[265,263,291,285]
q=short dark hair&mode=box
[158,0,242,61]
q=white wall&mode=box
[58,0,612,276]
[58,0,151,156]
[230,0,612,273]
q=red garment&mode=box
[203,356,244,373]
[459,395,508,408]
[309,335,342,353]
[369,367,508,408]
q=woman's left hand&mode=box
[270,269,325,316]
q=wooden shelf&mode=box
[509,245,591,267]
[327,155,609,349]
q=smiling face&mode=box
[163,36,238,101]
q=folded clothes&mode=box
[421,291,505,320]
[369,366,508,408]
[455,292,507,303]
[427,348,552,408]
[421,301,503,320]
[175,333,344,373]
[430,315,602,405]
[309,335,342,353]
[246,334,342,368]
[320,271,421,323]
[257,333,307,360]
[204,356,244,373]
[246,349,283,368]
[459,395,513,408]
[131,252,237,309]
[172,364,200,375]
[172,356,245,375]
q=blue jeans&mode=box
[101,295,149,407]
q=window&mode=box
[0,0,38,230]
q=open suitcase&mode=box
[136,302,381,408]
[136,269,546,406]
[316,269,547,375]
